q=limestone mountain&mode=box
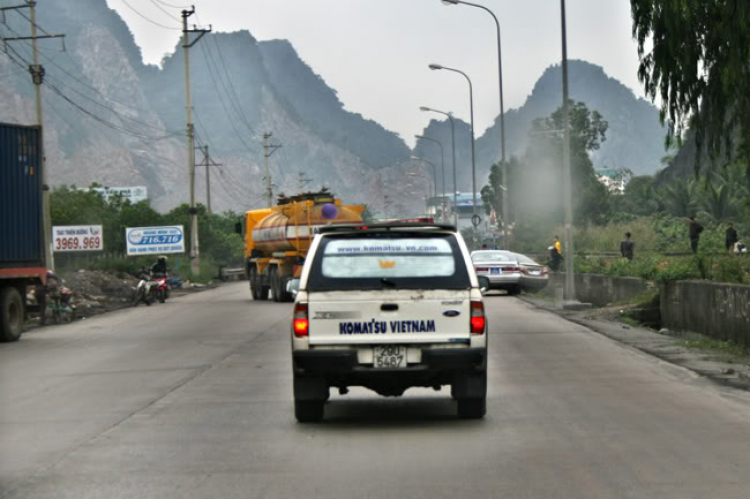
[415,61,667,194]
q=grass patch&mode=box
[677,339,748,359]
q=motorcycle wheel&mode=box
[158,290,165,304]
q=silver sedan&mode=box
[471,250,522,295]
[513,253,549,291]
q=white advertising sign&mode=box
[126,226,185,256]
[84,186,148,203]
[53,225,103,252]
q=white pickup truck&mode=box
[289,223,489,422]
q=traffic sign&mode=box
[471,214,482,227]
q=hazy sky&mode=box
[106,0,645,146]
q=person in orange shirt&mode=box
[554,236,562,255]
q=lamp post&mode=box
[414,135,446,222]
[420,106,458,228]
[410,156,438,217]
[559,0,575,303]
[441,0,507,246]
[428,63,477,231]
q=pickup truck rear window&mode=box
[307,233,471,291]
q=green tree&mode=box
[631,0,750,181]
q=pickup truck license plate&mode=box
[373,345,407,368]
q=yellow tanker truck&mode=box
[242,191,364,302]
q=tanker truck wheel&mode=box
[270,267,280,302]
[249,266,265,301]
[1,287,24,342]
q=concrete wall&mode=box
[660,281,750,347]
[543,273,654,307]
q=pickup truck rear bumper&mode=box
[292,348,487,399]
[293,347,485,373]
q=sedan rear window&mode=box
[308,233,471,291]
[472,251,515,263]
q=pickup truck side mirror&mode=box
[286,278,301,298]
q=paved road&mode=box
[2,283,750,498]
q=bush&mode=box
[708,256,749,284]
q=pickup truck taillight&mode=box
[293,303,309,337]
[470,301,485,335]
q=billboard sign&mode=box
[52,225,103,252]
[84,186,148,204]
[126,226,185,256]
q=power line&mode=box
[153,0,192,9]
[208,32,256,136]
[2,20,157,117]
[118,0,181,30]
[148,0,181,22]
[197,39,258,154]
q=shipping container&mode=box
[0,122,44,269]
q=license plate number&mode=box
[491,268,500,274]
[374,346,407,368]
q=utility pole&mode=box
[182,7,210,276]
[196,145,221,213]
[560,0,576,304]
[262,132,281,207]
[2,2,65,271]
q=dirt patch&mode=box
[28,270,214,325]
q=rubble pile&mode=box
[60,270,138,316]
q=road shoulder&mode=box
[518,293,750,392]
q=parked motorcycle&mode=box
[133,274,156,307]
[152,273,170,303]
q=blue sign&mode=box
[126,226,185,256]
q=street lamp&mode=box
[420,106,458,228]
[428,63,477,229]
[441,0,507,247]
[414,134,446,222]
[410,156,438,217]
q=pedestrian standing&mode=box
[548,236,563,272]
[725,222,739,252]
[620,232,635,261]
[686,216,704,254]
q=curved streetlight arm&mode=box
[430,64,477,222]
[441,0,507,246]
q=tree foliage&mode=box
[50,186,245,269]
[631,0,750,180]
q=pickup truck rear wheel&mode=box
[1,287,24,342]
[457,396,486,419]
[294,400,324,423]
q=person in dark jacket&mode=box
[151,256,168,277]
[620,232,635,261]
[725,222,739,252]
[687,216,704,254]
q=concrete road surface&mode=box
[2,283,750,499]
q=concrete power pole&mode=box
[181,8,210,276]
[1,2,65,271]
[196,145,221,214]
[560,0,576,304]
[262,132,281,207]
